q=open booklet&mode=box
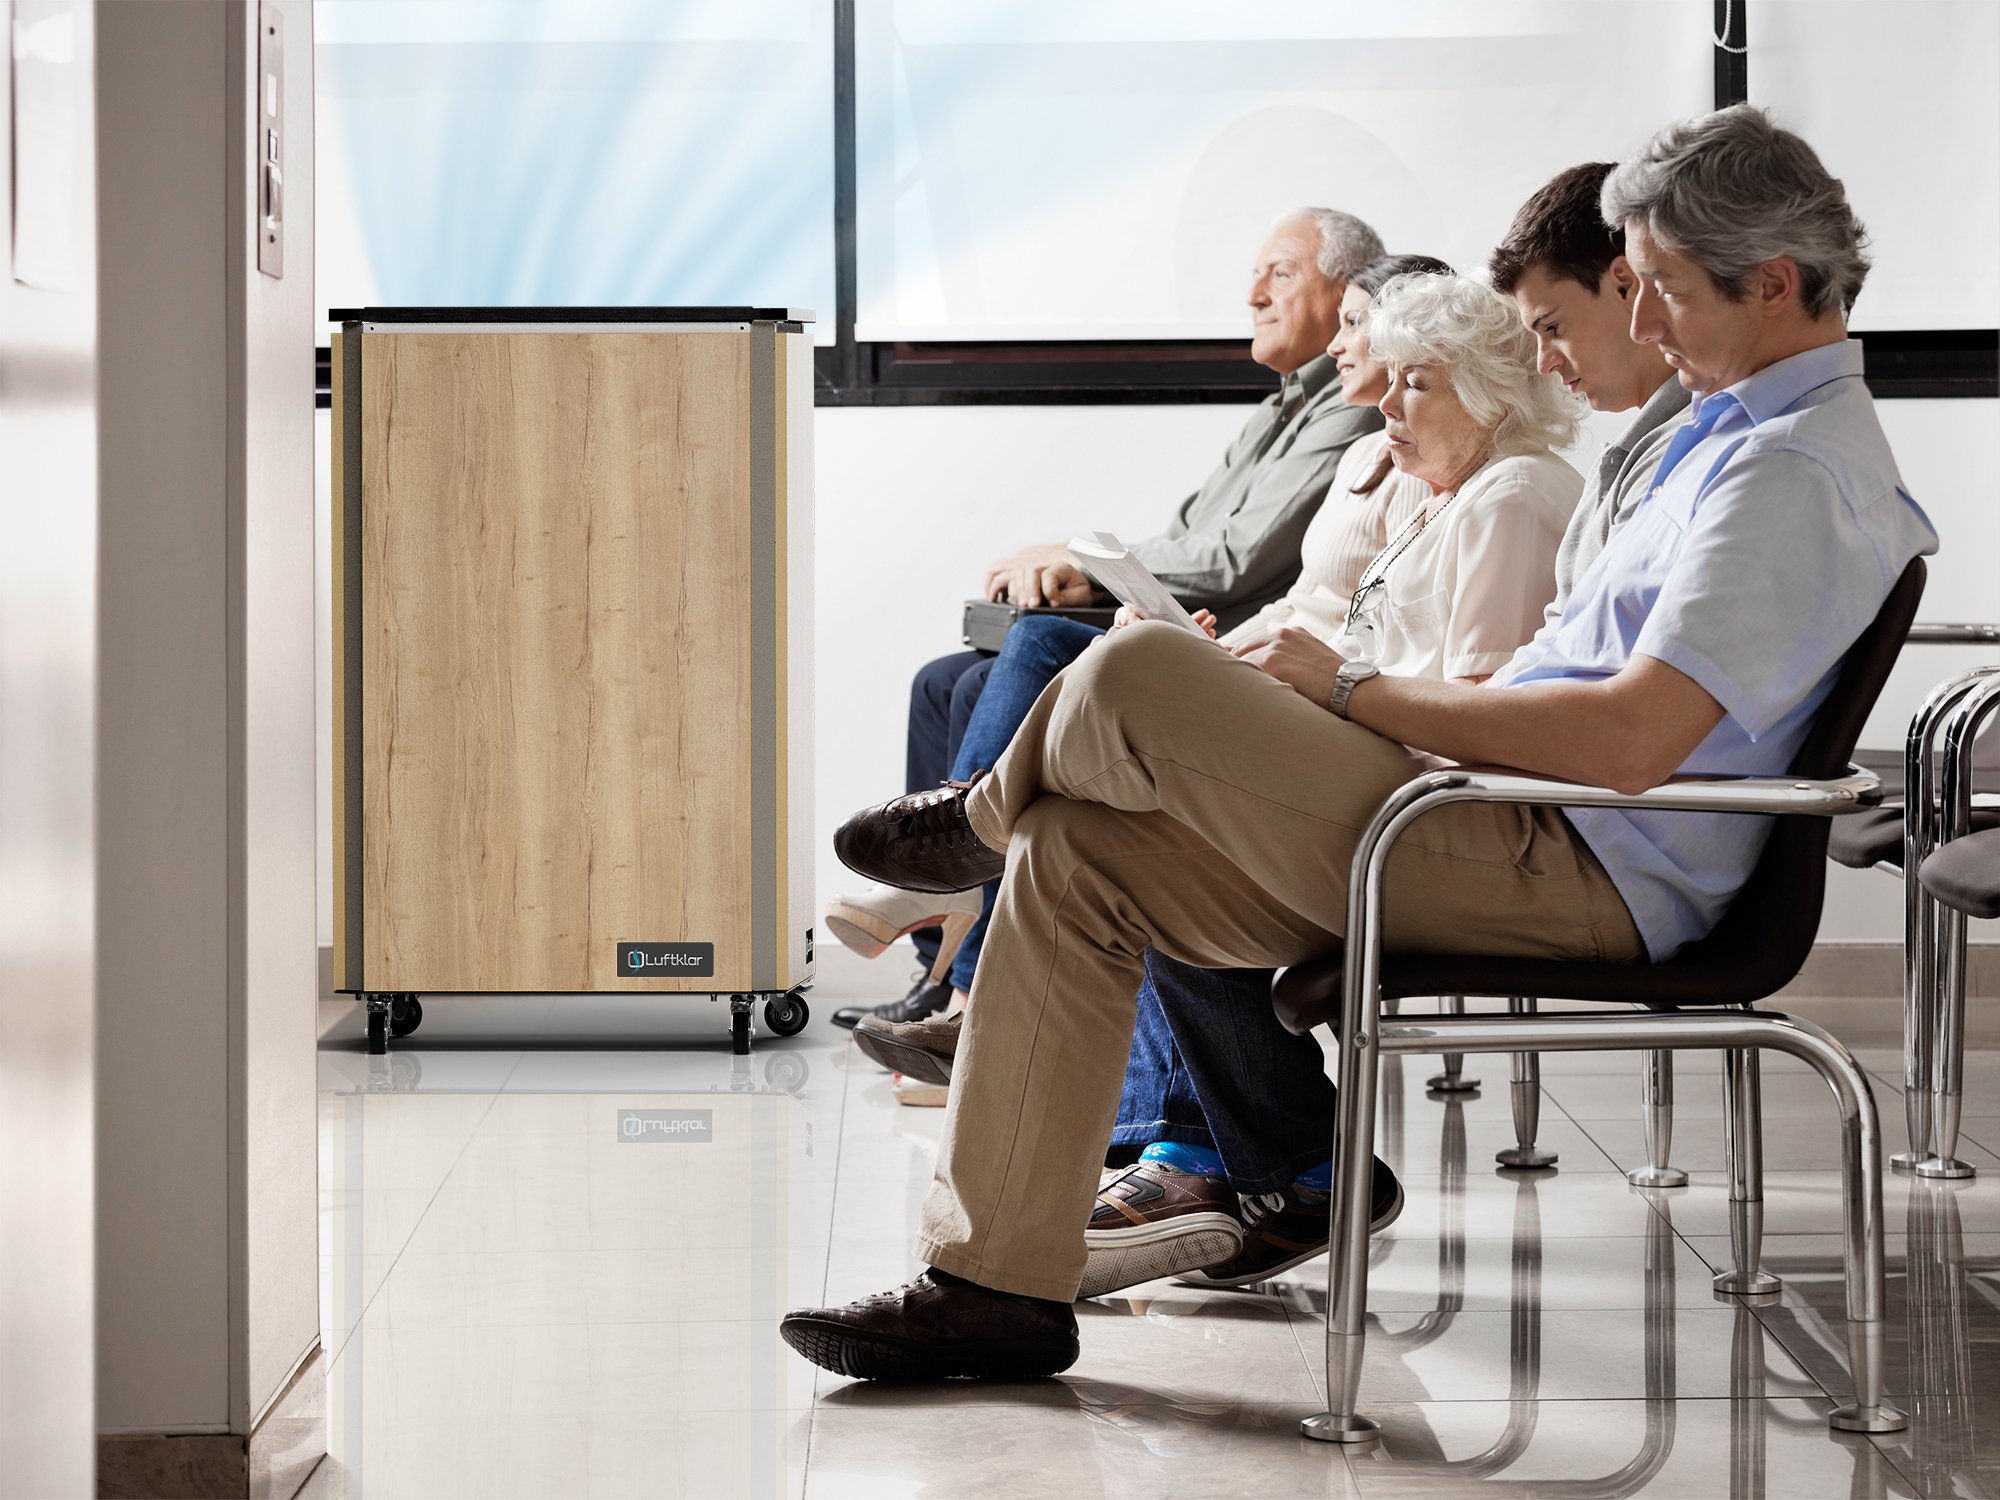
[1066,532,1209,636]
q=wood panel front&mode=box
[358,331,754,991]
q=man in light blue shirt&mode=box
[1503,337,1932,955]
[780,106,1940,1377]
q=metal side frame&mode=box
[1917,675,2000,1180]
[1304,767,1909,1444]
[1897,665,2000,1174]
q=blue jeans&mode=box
[904,650,994,971]
[942,617,1106,992]
[1109,950,1336,1194]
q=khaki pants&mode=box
[914,624,1642,1301]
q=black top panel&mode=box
[329,306,812,324]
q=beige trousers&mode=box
[913,623,1643,1301]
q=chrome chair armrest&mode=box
[1906,623,2000,645]
[1379,766,1882,821]
[1940,676,2000,841]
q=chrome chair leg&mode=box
[1304,770,1906,1443]
[1329,1009,1904,1436]
[1426,995,1480,1093]
[1916,679,1998,1181]
[1714,1045,1781,1296]
[1894,667,2000,1170]
[1917,897,1977,1180]
[1628,1048,1689,1188]
[1495,998,1557,1169]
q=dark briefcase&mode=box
[961,600,1120,654]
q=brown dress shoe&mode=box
[852,1009,961,1086]
[833,778,1004,895]
[1077,1161,1245,1298]
[780,1267,1079,1380]
[1180,1158,1404,1289]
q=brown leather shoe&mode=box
[780,1267,1079,1380]
[1077,1161,1245,1298]
[852,1009,961,1086]
[1180,1158,1403,1288]
[833,778,1004,895]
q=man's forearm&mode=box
[1342,660,1724,796]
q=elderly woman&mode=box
[848,256,1454,1105]
[1226,271,1583,682]
[831,254,1452,1073]
[1087,271,1587,1295]
[1216,253,1453,653]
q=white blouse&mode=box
[1332,450,1582,682]
[1219,430,1430,651]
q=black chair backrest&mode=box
[1667,557,1926,995]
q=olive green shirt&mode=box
[1121,354,1385,633]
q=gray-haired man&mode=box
[838,207,1389,1028]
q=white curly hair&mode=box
[1366,272,1581,457]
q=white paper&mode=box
[11,0,78,291]
[1066,531,1206,636]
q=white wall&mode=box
[98,0,321,1441]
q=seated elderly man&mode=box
[1089,161,1697,1294]
[782,105,1935,1382]
[829,207,1389,1030]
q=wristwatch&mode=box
[1327,660,1380,720]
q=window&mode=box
[853,1,1712,341]
[315,0,834,341]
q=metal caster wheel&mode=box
[390,994,423,1038]
[731,1009,752,1056]
[764,994,809,1037]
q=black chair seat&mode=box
[1919,828,2000,920]
[1829,804,2000,870]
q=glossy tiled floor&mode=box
[303,955,2000,1498]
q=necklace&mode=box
[1345,492,1458,632]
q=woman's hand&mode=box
[1238,625,1346,707]
[1110,606,1218,640]
[1225,622,1274,657]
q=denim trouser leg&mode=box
[951,617,1106,782]
[1112,950,1337,1195]
[1110,956,1221,1153]
[904,650,993,970]
[944,617,1105,991]
[909,650,992,794]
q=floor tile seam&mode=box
[323,1054,526,1369]
[1517,1094,1634,1178]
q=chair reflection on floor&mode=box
[1906,1181,1984,1499]
[1358,1085,1678,1494]
[1362,1074,1911,1499]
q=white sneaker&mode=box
[825,882,984,981]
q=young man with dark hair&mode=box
[1487,161,1691,646]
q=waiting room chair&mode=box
[1271,558,1926,1443]
[1906,679,2000,1171]
[1494,625,2000,1194]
